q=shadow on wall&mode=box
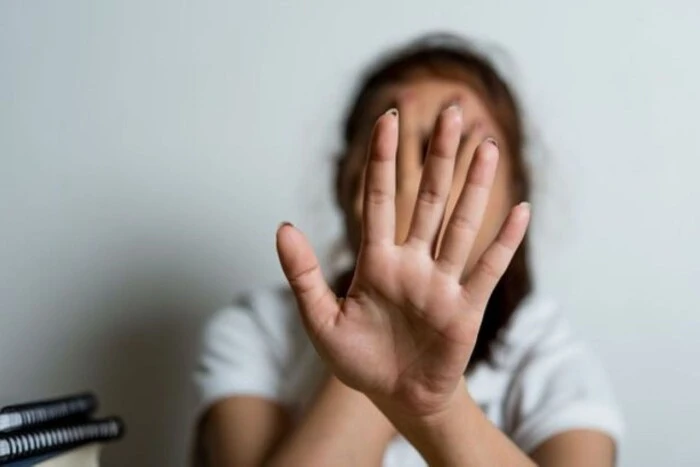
[66,256,235,467]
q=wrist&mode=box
[322,376,397,441]
[375,383,525,466]
[368,380,472,432]
[374,383,535,467]
[376,383,476,465]
[267,375,396,467]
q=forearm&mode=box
[266,376,396,467]
[379,384,535,467]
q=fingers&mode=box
[461,202,531,306]
[406,105,463,247]
[276,222,339,334]
[362,109,399,245]
[396,94,419,184]
[436,139,499,275]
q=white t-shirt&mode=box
[194,287,624,465]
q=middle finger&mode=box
[405,104,463,249]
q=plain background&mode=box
[1,1,699,465]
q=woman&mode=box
[194,33,623,466]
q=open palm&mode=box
[276,105,530,417]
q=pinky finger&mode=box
[461,202,531,306]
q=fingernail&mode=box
[484,137,499,148]
[447,102,462,114]
[518,201,531,213]
[385,108,398,117]
[278,221,294,230]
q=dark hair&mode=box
[332,33,533,371]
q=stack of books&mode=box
[0,393,124,466]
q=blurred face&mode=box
[341,75,515,276]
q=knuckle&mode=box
[417,186,444,206]
[288,263,320,294]
[365,187,392,206]
[436,256,459,274]
[449,212,479,236]
[477,258,502,281]
[427,149,453,160]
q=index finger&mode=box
[362,109,399,245]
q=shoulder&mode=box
[202,286,301,351]
[492,293,625,453]
[194,285,310,414]
[492,293,569,367]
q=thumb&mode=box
[276,222,339,334]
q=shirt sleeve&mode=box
[193,290,295,417]
[503,304,625,454]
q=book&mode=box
[3,443,101,467]
[0,393,97,433]
[0,417,123,464]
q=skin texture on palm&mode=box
[275,105,530,419]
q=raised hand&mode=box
[276,105,530,418]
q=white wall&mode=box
[1,1,698,465]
